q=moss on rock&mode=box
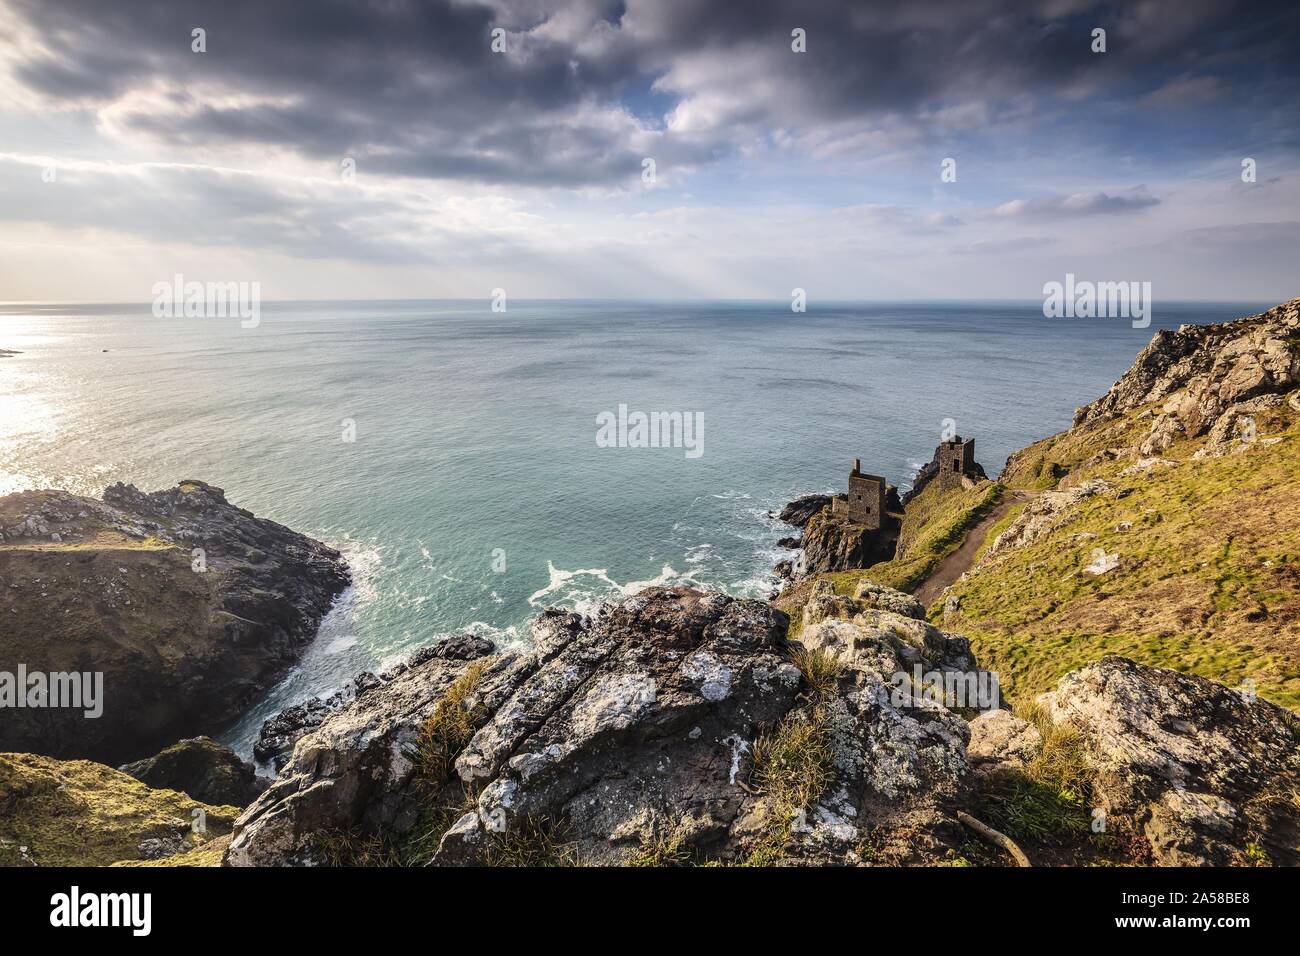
[0,752,236,866]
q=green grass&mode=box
[975,701,1096,848]
[947,416,1300,709]
[627,833,693,867]
[0,753,237,867]
[1000,406,1151,491]
[740,648,842,865]
[980,771,1091,845]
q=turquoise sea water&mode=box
[0,299,1270,757]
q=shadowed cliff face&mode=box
[0,480,348,764]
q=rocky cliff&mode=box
[224,581,1298,867]
[0,480,349,763]
[227,585,995,866]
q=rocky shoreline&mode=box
[3,298,1299,867]
[0,480,348,764]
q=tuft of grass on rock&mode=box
[411,659,491,789]
[628,832,692,868]
[978,701,1096,848]
[482,817,575,867]
[741,647,841,865]
[310,827,402,867]
[790,644,844,699]
[750,712,835,817]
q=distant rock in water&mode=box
[120,736,267,807]
[0,480,349,764]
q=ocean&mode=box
[0,299,1270,757]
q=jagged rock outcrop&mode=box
[254,682,367,771]
[121,737,267,807]
[1073,297,1299,455]
[0,480,349,764]
[776,494,832,528]
[1038,656,1300,866]
[793,508,899,577]
[224,635,498,866]
[252,635,495,771]
[802,578,926,625]
[984,479,1109,556]
[222,584,1297,868]
[226,585,996,867]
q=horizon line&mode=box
[0,295,1283,308]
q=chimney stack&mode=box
[853,458,861,473]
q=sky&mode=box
[0,0,1297,303]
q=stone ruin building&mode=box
[831,458,887,530]
[937,437,976,479]
[901,435,987,505]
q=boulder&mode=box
[1038,656,1300,866]
[121,737,267,807]
[967,710,1042,767]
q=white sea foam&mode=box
[528,560,709,614]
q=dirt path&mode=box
[913,488,1035,608]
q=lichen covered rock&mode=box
[227,584,998,867]
[1038,656,1300,866]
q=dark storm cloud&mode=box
[5,0,1300,187]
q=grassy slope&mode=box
[947,400,1300,710]
[0,752,237,866]
[778,389,1299,712]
